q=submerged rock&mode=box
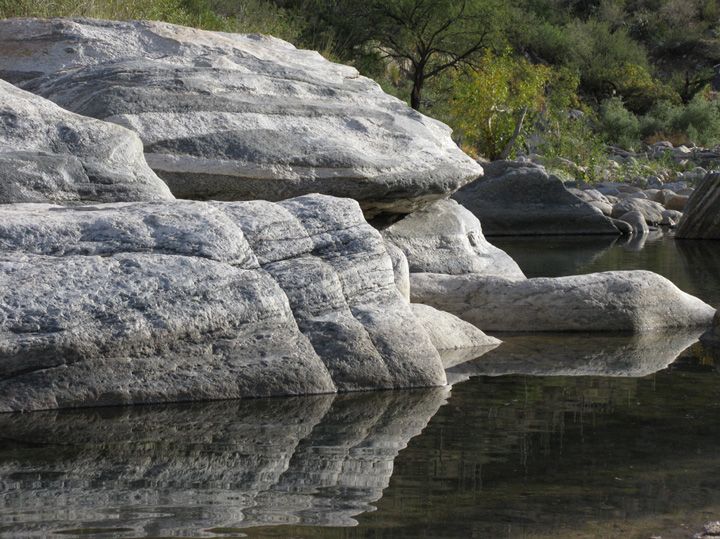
[0,18,482,218]
[452,161,621,236]
[0,79,172,204]
[410,303,501,355]
[676,171,720,239]
[381,199,525,278]
[410,270,715,332]
[0,195,447,412]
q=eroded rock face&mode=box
[0,18,482,218]
[0,79,173,204]
[382,199,525,278]
[676,171,720,239]
[0,195,447,412]
[452,161,621,236]
[410,270,715,332]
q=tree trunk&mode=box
[411,70,424,110]
[499,106,528,160]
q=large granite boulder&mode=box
[451,160,621,236]
[676,171,720,239]
[0,388,448,535]
[0,18,482,218]
[381,199,525,278]
[410,270,715,332]
[0,79,173,204]
[0,195,448,412]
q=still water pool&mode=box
[1,230,719,539]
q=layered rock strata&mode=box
[0,79,173,204]
[410,270,715,332]
[676,171,720,239]
[0,195,446,412]
[0,18,482,218]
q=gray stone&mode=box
[0,79,172,204]
[0,18,482,218]
[618,210,649,235]
[409,271,715,332]
[384,242,410,301]
[676,171,720,239]
[611,198,665,225]
[665,194,690,211]
[661,209,684,226]
[701,307,720,348]
[0,195,446,412]
[410,303,501,354]
[451,160,621,236]
[381,199,525,278]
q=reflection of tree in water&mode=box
[0,388,448,538]
[356,344,720,538]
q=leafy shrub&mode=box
[598,97,641,149]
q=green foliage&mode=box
[598,97,640,149]
[451,50,565,160]
[0,0,192,22]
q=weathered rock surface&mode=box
[0,388,448,536]
[0,18,482,218]
[0,79,172,204]
[410,270,715,332]
[676,171,720,239]
[611,198,665,226]
[384,242,410,300]
[410,303,501,353]
[0,195,447,412]
[452,161,621,236]
[618,210,649,235]
[381,199,525,278]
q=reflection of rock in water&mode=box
[488,235,618,278]
[676,238,720,305]
[0,389,448,537]
[446,327,705,384]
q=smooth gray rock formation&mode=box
[410,303,501,355]
[446,328,706,384]
[381,199,525,278]
[0,195,446,412]
[410,270,715,332]
[0,79,173,204]
[611,198,665,226]
[0,388,448,536]
[676,171,720,239]
[0,18,482,218]
[618,210,649,235]
[452,161,621,236]
[384,242,410,301]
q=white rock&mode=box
[0,79,173,204]
[381,199,525,278]
[409,271,715,332]
[0,18,482,218]
[0,195,447,412]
